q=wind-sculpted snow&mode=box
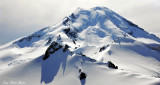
[0,6,160,85]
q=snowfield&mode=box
[0,7,160,85]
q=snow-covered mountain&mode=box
[0,7,160,85]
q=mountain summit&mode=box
[0,7,160,85]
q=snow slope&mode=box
[0,6,160,85]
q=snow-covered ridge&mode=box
[0,6,160,85]
[2,6,158,49]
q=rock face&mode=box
[108,61,118,69]
[79,72,87,80]
[63,28,77,40]
[63,44,69,52]
[43,40,70,60]
[43,42,63,60]
[147,44,160,52]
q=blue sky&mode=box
[0,0,160,46]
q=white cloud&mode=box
[0,0,160,45]
[120,3,160,32]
